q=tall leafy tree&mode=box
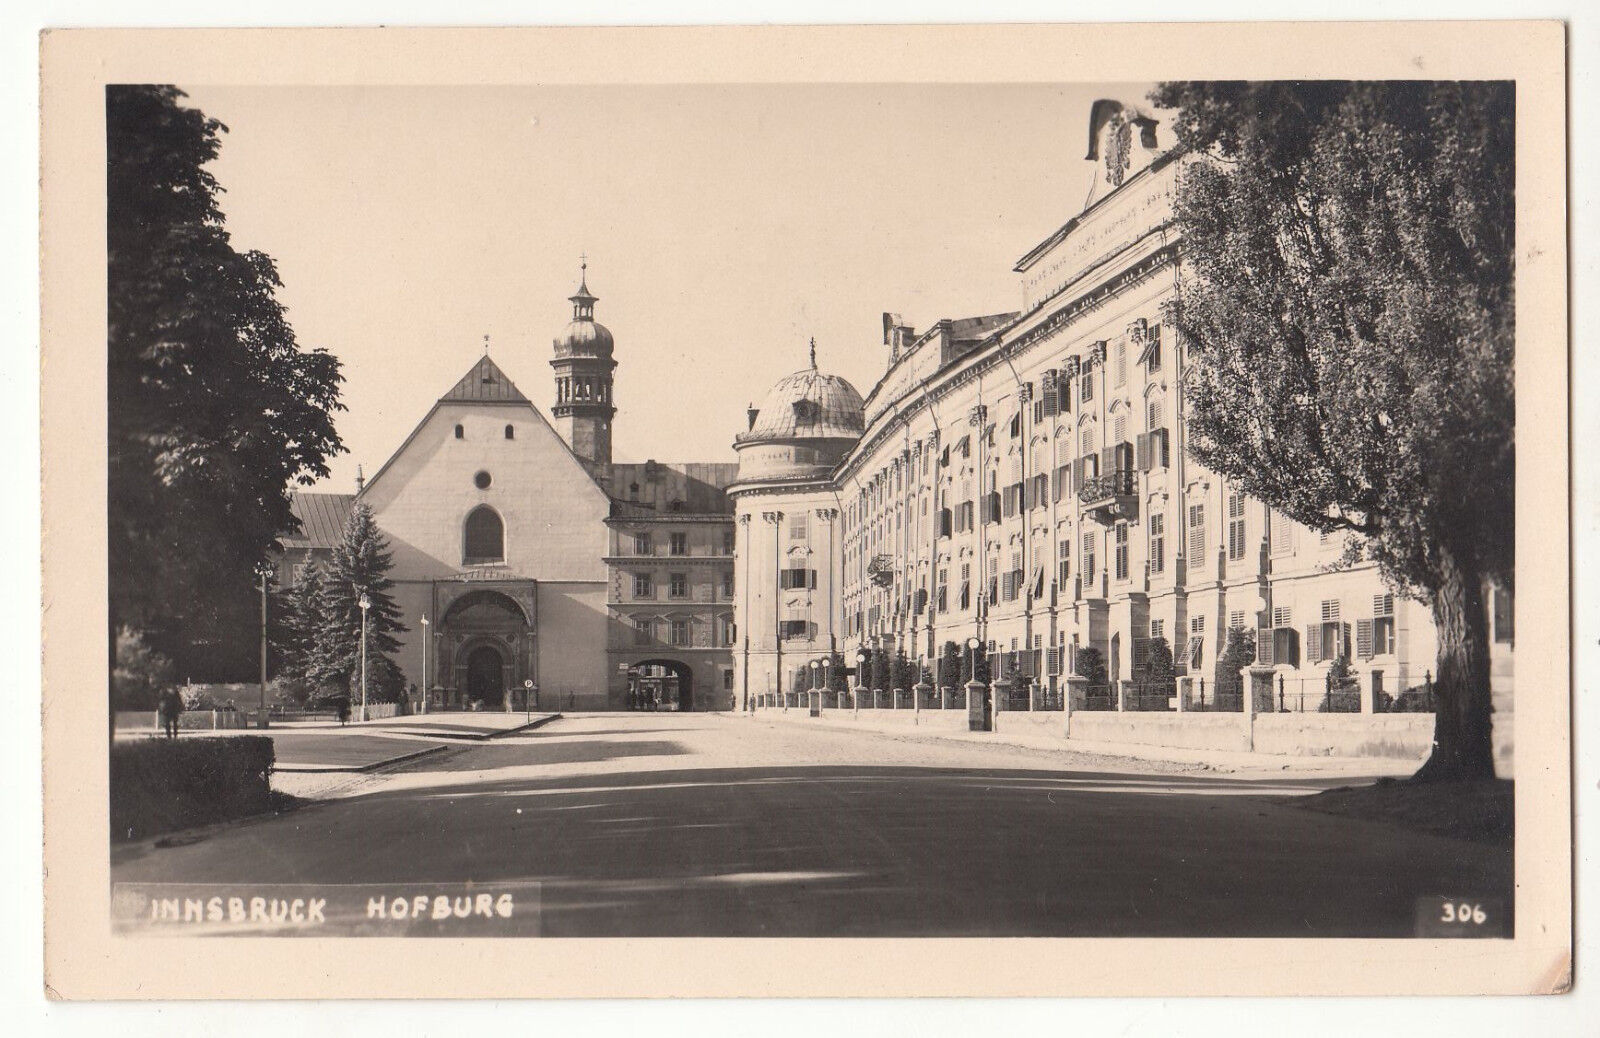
[108,85,345,686]
[1150,81,1513,780]
[310,504,407,702]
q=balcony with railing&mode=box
[1078,469,1138,524]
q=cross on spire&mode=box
[483,334,491,354]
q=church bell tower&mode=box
[550,260,617,468]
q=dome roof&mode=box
[552,265,614,358]
[553,318,614,358]
[738,364,865,444]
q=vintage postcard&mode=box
[40,22,1570,999]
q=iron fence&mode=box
[1080,685,1117,711]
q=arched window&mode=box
[464,505,504,564]
[504,424,515,440]
[454,424,464,440]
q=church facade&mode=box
[277,272,737,712]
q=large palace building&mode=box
[729,100,1515,726]
[278,268,738,712]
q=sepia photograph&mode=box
[37,21,1572,1003]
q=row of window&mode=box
[630,572,737,599]
[454,423,516,440]
[555,376,610,403]
[630,614,736,647]
[628,530,738,556]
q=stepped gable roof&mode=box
[441,355,529,404]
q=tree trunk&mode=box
[1412,543,1496,782]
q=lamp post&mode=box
[419,614,430,715]
[358,592,371,723]
[967,636,981,682]
[254,561,274,729]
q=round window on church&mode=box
[474,470,492,490]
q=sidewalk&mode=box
[737,708,1422,780]
[277,711,562,740]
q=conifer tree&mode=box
[310,504,407,701]
[270,559,325,683]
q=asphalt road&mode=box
[110,713,1512,937]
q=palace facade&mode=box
[730,100,1515,722]
[277,270,738,712]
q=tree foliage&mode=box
[1142,636,1176,681]
[112,626,176,710]
[938,641,964,689]
[1075,646,1106,687]
[1150,81,1513,780]
[308,503,407,701]
[108,85,345,681]
[1214,627,1258,702]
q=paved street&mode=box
[110,713,1512,937]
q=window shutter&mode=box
[1136,433,1150,471]
[1304,624,1321,663]
[1257,626,1274,666]
[1100,445,1114,476]
[1355,619,1373,659]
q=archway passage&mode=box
[466,644,506,708]
[629,659,693,712]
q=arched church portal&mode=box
[465,644,506,708]
[440,589,531,710]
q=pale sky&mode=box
[179,83,1158,492]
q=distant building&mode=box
[278,268,736,711]
[730,100,1512,748]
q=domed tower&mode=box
[731,339,866,485]
[729,340,866,710]
[550,261,617,468]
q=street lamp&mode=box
[254,560,274,729]
[966,636,981,683]
[358,592,371,723]
[419,614,430,715]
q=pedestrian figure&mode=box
[157,688,183,739]
[337,696,351,725]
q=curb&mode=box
[741,709,1420,776]
[378,712,565,742]
[273,743,451,774]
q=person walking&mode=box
[157,688,183,740]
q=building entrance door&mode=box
[466,645,505,708]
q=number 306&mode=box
[1441,903,1487,924]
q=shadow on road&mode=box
[387,739,691,773]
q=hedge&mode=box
[110,736,276,842]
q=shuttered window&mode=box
[1114,521,1129,580]
[1270,510,1293,556]
[1355,619,1374,659]
[1227,492,1247,561]
[1187,503,1206,560]
[1149,513,1165,574]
